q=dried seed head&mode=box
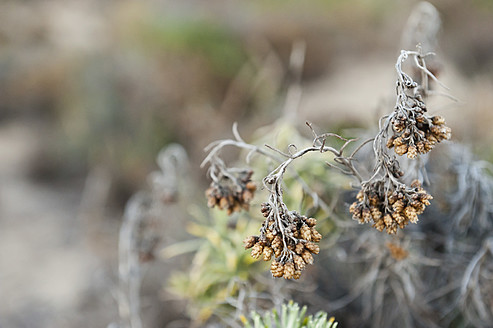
[300,224,311,241]
[262,246,273,261]
[310,227,322,242]
[407,145,418,159]
[305,242,320,255]
[395,144,409,156]
[251,243,263,259]
[270,261,284,278]
[205,170,256,214]
[272,234,282,248]
[295,242,304,255]
[306,218,317,227]
[283,262,295,279]
[301,249,314,265]
[431,115,445,125]
[294,254,306,271]
[386,242,409,261]
[243,236,258,249]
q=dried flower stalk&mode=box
[202,48,453,280]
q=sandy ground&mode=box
[0,122,117,328]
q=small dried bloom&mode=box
[262,246,273,261]
[205,170,256,214]
[386,242,409,261]
[250,243,263,259]
[350,180,432,234]
[245,204,321,279]
[270,261,284,278]
[283,262,295,279]
[243,235,258,249]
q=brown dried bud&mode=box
[251,243,263,259]
[245,181,256,192]
[371,207,382,221]
[373,219,385,232]
[283,262,295,279]
[294,254,306,271]
[310,227,322,242]
[395,144,408,156]
[272,235,282,251]
[383,213,393,227]
[242,190,254,203]
[369,194,379,207]
[404,206,418,224]
[260,202,271,217]
[300,224,311,241]
[301,250,314,265]
[387,135,397,148]
[219,197,229,210]
[362,208,372,223]
[306,218,317,227]
[293,269,302,280]
[271,261,284,278]
[262,246,273,261]
[407,145,418,159]
[393,136,404,147]
[295,242,304,255]
[243,236,258,249]
[431,116,445,125]
[305,242,320,255]
[392,199,406,213]
[386,242,409,261]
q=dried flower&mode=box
[244,206,322,279]
[350,180,432,234]
[205,169,256,215]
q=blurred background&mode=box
[1,0,493,327]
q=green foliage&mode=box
[241,301,338,328]
[166,207,268,324]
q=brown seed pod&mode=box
[305,242,320,255]
[294,254,306,271]
[270,261,284,278]
[306,218,317,227]
[310,228,322,242]
[243,236,258,249]
[300,224,311,241]
[262,246,273,261]
[295,242,304,255]
[283,262,295,279]
[250,243,263,259]
[301,250,314,265]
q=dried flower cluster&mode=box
[386,50,451,159]
[387,113,451,158]
[385,241,409,261]
[348,49,451,233]
[350,180,432,234]
[205,169,256,215]
[243,203,321,279]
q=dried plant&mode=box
[459,237,493,327]
[201,46,452,284]
[111,144,188,328]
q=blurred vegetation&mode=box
[242,301,338,328]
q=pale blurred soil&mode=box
[0,123,117,327]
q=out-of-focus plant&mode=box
[241,301,337,328]
[165,209,274,327]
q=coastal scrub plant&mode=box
[201,48,452,279]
